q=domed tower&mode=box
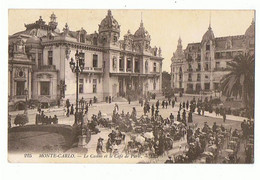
[200,24,215,91]
[25,31,42,67]
[201,24,215,66]
[133,19,151,53]
[244,18,255,54]
[98,10,120,47]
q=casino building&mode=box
[170,20,255,94]
[8,10,163,110]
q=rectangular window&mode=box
[40,82,50,95]
[79,79,84,93]
[197,74,201,81]
[206,44,210,51]
[205,63,209,71]
[119,58,124,71]
[48,51,53,65]
[153,63,157,72]
[38,53,42,67]
[16,81,25,95]
[93,79,97,93]
[215,62,220,69]
[93,54,98,68]
[204,83,210,90]
[127,58,131,71]
[135,60,139,73]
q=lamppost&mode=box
[24,88,28,114]
[69,50,85,126]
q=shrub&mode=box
[14,114,29,126]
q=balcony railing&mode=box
[187,68,193,72]
[188,78,192,82]
[214,67,231,71]
[83,67,103,73]
[119,67,124,71]
[39,65,56,71]
[14,95,27,99]
[126,68,132,72]
[196,68,201,72]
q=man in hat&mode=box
[96,138,104,155]
[164,156,174,163]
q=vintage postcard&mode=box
[8,9,255,163]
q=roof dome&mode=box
[26,35,41,45]
[245,19,255,37]
[98,10,120,33]
[134,21,151,41]
[202,25,215,43]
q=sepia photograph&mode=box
[7,9,255,164]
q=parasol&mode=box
[135,135,145,144]
[225,149,234,153]
[202,151,214,157]
[143,132,154,139]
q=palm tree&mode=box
[220,53,255,117]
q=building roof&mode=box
[98,10,120,33]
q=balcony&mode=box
[214,67,231,71]
[14,95,27,99]
[119,67,124,71]
[187,68,193,72]
[196,68,201,72]
[38,65,56,71]
[82,67,103,74]
[188,78,192,82]
[126,68,132,72]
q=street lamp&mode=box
[69,50,85,126]
[24,88,28,114]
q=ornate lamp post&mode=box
[69,50,85,126]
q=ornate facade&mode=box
[8,10,163,110]
[171,20,255,94]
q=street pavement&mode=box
[9,98,245,163]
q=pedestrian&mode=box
[156,100,159,110]
[96,138,104,155]
[143,105,147,116]
[177,111,181,122]
[169,113,174,122]
[188,111,193,123]
[85,103,89,114]
[183,102,185,109]
[151,104,155,116]
[186,100,189,110]
[202,106,205,116]
[172,100,175,108]
[128,96,131,104]
[165,101,168,109]
[164,156,174,164]
[66,107,70,117]
[70,104,74,115]
[179,103,182,111]
[162,100,165,109]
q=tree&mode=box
[220,53,254,117]
[162,71,172,96]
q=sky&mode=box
[8,9,254,72]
